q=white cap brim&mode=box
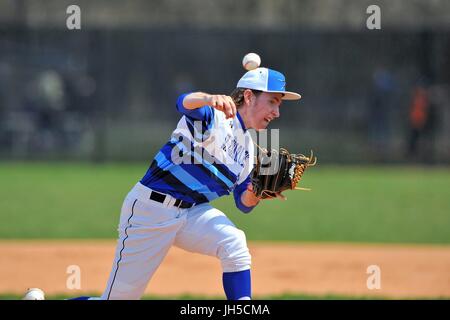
[268,90,302,100]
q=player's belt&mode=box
[149,190,194,209]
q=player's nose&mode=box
[272,106,280,118]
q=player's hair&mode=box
[230,88,262,108]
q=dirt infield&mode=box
[1,241,449,298]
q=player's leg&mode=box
[173,203,252,300]
[100,186,187,300]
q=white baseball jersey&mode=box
[141,93,255,212]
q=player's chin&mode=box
[255,120,270,131]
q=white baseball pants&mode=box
[101,182,251,300]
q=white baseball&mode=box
[23,288,45,300]
[242,53,261,71]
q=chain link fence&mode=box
[1,5,449,164]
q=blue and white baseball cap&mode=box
[236,67,301,100]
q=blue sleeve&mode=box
[176,93,214,123]
[233,175,256,214]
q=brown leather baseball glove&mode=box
[251,148,317,199]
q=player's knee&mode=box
[217,229,251,272]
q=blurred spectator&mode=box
[406,79,438,163]
[23,69,66,152]
[368,67,395,154]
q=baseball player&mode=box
[68,66,301,300]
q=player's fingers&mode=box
[211,96,223,112]
[225,96,236,117]
[210,95,235,119]
[221,98,233,119]
[221,96,233,119]
[224,96,236,117]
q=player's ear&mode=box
[243,89,254,106]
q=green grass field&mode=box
[1,162,449,244]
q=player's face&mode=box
[250,92,283,130]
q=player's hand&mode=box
[241,184,261,207]
[207,95,237,119]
